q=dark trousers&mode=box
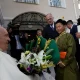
[75,45,80,72]
[11,49,23,61]
[76,55,80,72]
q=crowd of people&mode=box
[7,27,43,61]
[0,13,80,80]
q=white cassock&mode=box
[40,67,55,80]
[0,51,55,80]
[0,51,32,80]
[33,67,55,80]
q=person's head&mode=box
[36,29,42,36]
[0,26,10,51]
[55,19,67,34]
[13,24,20,35]
[45,13,54,25]
[77,18,80,25]
[7,27,12,33]
[24,33,28,39]
[67,20,73,29]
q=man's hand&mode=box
[57,61,65,68]
[76,32,80,38]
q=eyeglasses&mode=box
[47,17,54,21]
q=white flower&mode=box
[34,53,41,66]
[38,50,44,65]
[19,52,25,63]
[19,50,52,68]
[33,50,45,66]
[25,52,32,60]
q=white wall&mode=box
[0,0,79,27]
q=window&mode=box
[48,0,66,8]
[14,0,39,4]
[78,4,80,9]
[78,0,80,9]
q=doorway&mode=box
[8,12,47,39]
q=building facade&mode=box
[0,0,80,29]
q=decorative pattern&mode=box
[14,0,39,4]
[12,12,47,28]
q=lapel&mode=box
[48,24,56,31]
[70,25,77,33]
[56,31,66,43]
[70,25,74,33]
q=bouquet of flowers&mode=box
[18,36,60,76]
[18,49,55,74]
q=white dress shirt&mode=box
[50,24,54,30]
[15,35,22,49]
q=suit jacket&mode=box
[70,25,80,57]
[43,24,59,40]
[9,34,25,51]
[70,25,79,45]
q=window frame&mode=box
[48,0,66,8]
[13,0,39,4]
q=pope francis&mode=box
[0,26,31,80]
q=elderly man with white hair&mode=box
[0,26,31,80]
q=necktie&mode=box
[50,25,54,30]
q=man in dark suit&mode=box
[67,20,78,41]
[10,25,24,61]
[43,13,59,40]
[67,20,80,71]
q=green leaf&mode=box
[45,49,54,55]
[20,64,23,68]
[43,55,52,60]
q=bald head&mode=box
[0,26,10,51]
[0,26,8,34]
[46,13,53,18]
[45,13,54,25]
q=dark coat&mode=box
[9,34,25,51]
[70,25,80,57]
[70,25,78,45]
[43,24,59,40]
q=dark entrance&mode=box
[8,12,47,40]
[19,30,36,40]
